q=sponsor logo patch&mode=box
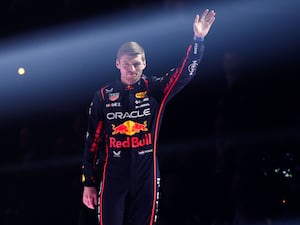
[135,91,147,98]
[108,92,120,101]
[112,120,148,136]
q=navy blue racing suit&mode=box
[81,38,205,225]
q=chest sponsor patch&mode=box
[135,91,147,98]
[108,92,120,101]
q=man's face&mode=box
[116,54,146,85]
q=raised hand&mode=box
[193,9,216,39]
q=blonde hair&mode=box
[117,41,146,61]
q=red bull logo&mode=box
[109,133,152,148]
[112,120,148,136]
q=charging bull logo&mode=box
[112,120,148,136]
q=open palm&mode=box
[193,9,216,38]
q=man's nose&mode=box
[129,65,136,72]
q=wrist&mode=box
[194,36,204,42]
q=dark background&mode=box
[1,0,300,225]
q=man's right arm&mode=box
[82,90,104,187]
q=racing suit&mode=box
[81,38,205,225]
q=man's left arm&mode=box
[160,9,216,98]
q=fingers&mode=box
[207,13,216,25]
[83,194,96,209]
[195,9,215,26]
[200,9,216,23]
[200,8,209,20]
[194,14,200,24]
[207,10,216,23]
[82,186,97,209]
[93,196,98,206]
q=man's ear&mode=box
[142,60,147,69]
[116,59,120,69]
